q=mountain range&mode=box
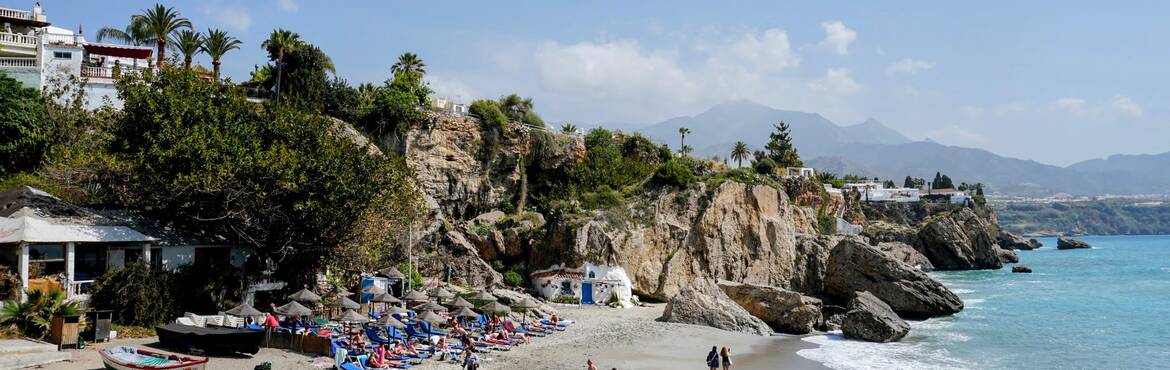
[581,100,1170,196]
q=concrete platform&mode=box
[0,339,71,369]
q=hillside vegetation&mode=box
[996,199,1170,236]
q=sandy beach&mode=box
[36,304,825,370]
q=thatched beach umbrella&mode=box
[225,303,264,317]
[377,315,407,328]
[512,297,541,322]
[415,300,447,312]
[479,301,512,315]
[412,310,444,324]
[428,286,455,301]
[277,301,313,317]
[337,309,369,323]
[403,290,429,302]
[452,306,479,319]
[362,284,387,295]
[329,296,361,310]
[383,305,408,315]
[287,288,322,303]
[447,297,474,309]
[377,266,405,279]
[469,290,497,302]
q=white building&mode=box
[431,97,468,115]
[784,167,816,179]
[1,3,153,110]
[0,186,247,302]
[920,188,971,205]
[844,182,921,203]
[530,263,633,307]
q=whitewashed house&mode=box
[530,263,633,307]
[0,3,154,110]
[844,182,921,203]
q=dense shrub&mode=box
[0,289,79,339]
[0,72,47,176]
[469,99,508,130]
[580,185,624,209]
[504,270,525,287]
[653,159,697,187]
[752,158,777,175]
[89,264,175,326]
[817,213,837,235]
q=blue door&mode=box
[581,282,594,304]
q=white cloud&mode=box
[721,28,799,71]
[886,58,935,75]
[1110,95,1143,119]
[427,76,478,103]
[1052,97,1087,115]
[809,68,862,95]
[204,4,252,31]
[275,0,298,12]
[925,124,990,146]
[818,21,857,55]
[960,105,985,118]
[533,40,697,102]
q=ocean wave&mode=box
[798,333,971,370]
[951,288,975,294]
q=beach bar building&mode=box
[530,263,633,307]
[0,186,247,302]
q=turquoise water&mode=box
[799,235,1170,369]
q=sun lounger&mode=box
[203,315,225,327]
[366,328,395,345]
[385,327,408,340]
[175,317,196,326]
[403,325,429,339]
[419,322,447,336]
[183,313,206,327]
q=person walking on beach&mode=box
[706,346,720,370]
[587,358,598,370]
[720,346,733,370]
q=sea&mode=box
[797,235,1170,370]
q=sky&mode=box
[30,0,1170,166]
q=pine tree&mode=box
[764,121,801,168]
[903,176,915,188]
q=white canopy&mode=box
[0,208,155,244]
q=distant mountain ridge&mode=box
[583,100,1170,196]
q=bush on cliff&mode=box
[653,159,697,187]
[752,158,777,175]
[470,99,509,131]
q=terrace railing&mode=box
[0,31,37,48]
[42,32,80,45]
[0,56,36,68]
[82,65,148,79]
[0,7,33,21]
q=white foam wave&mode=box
[951,288,975,294]
[798,333,971,370]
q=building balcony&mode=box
[0,56,37,68]
[81,65,149,80]
[0,31,38,55]
[0,5,48,27]
[0,6,33,21]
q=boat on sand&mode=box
[100,346,209,370]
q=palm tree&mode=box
[201,29,242,80]
[730,141,750,168]
[560,123,578,134]
[391,52,426,76]
[132,4,191,67]
[680,145,694,156]
[171,30,203,69]
[262,29,303,100]
[678,127,691,153]
[96,18,155,46]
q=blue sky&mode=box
[32,0,1170,166]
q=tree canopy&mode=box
[0,73,47,177]
[764,121,801,168]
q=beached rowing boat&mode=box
[155,324,264,355]
[100,346,208,370]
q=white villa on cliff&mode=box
[0,3,154,110]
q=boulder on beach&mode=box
[917,208,1003,270]
[1057,237,1092,250]
[999,248,1019,264]
[660,279,774,336]
[998,231,1042,250]
[825,237,964,319]
[841,291,910,343]
[718,280,822,334]
[1012,265,1033,273]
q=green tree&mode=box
[261,29,303,100]
[171,30,203,70]
[132,4,192,67]
[469,99,509,131]
[653,158,697,187]
[362,72,431,136]
[677,127,691,154]
[903,176,915,188]
[96,18,155,46]
[932,172,954,189]
[0,73,47,177]
[680,145,693,156]
[560,123,578,134]
[730,141,749,168]
[391,52,426,77]
[765,121,801,168]
[498,94,544,127]
[200,28,242,80]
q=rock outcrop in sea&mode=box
[660,279,774,336]
[825,237,963,319]
[998,231,1043,250]
[1057,237,1092,250]
[841,291,911,343]
[718,280,822,334]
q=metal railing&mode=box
[0,7,33,21]
[0,56,36,68]
[0,31,37,47]
[68,279,95,298]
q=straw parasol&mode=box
[414,300,447,312]
[287,288,322,303]
[277,301,313,317]
[225,303,263,317]
[362,284,387,295]
[337,309,369,323]
[329,296,361,310]
[412,310,444,324]
[334,287,353,297]
[377,315,407,328]
[371,293,401,304]
[428,286,455,301]
[447,296,474,309]
[403,290,429,302]
[452,306,479,319]
[512,297,541,321]
[377,266,405,279]
[382,305,408,315]
[469,290,497,302]
[479,301,512,315]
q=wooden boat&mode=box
[155,323,264,355]
[99,346,208,370]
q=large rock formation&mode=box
[999,248,1019,264]
[825,237,963,319]
[917,208,1004,270]
[1057,237,1092,250]
[660,279,773,336]
[998,231,1042,250]
[877,241,934,271]
[718,281,822,334]
[841,291,911,343]
[545,182,820,301]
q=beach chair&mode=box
[174,317,196,326]
[502,321,530,335]
[203,315,225,327]
[386,327,408,340]
[404,324,429,339]
[183,313,206,327]
[366,328,395,345]
[419,322,447,336]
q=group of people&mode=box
[706,346,733,370]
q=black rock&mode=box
[1056,237,1092,250]
[1011,265,1033,273]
